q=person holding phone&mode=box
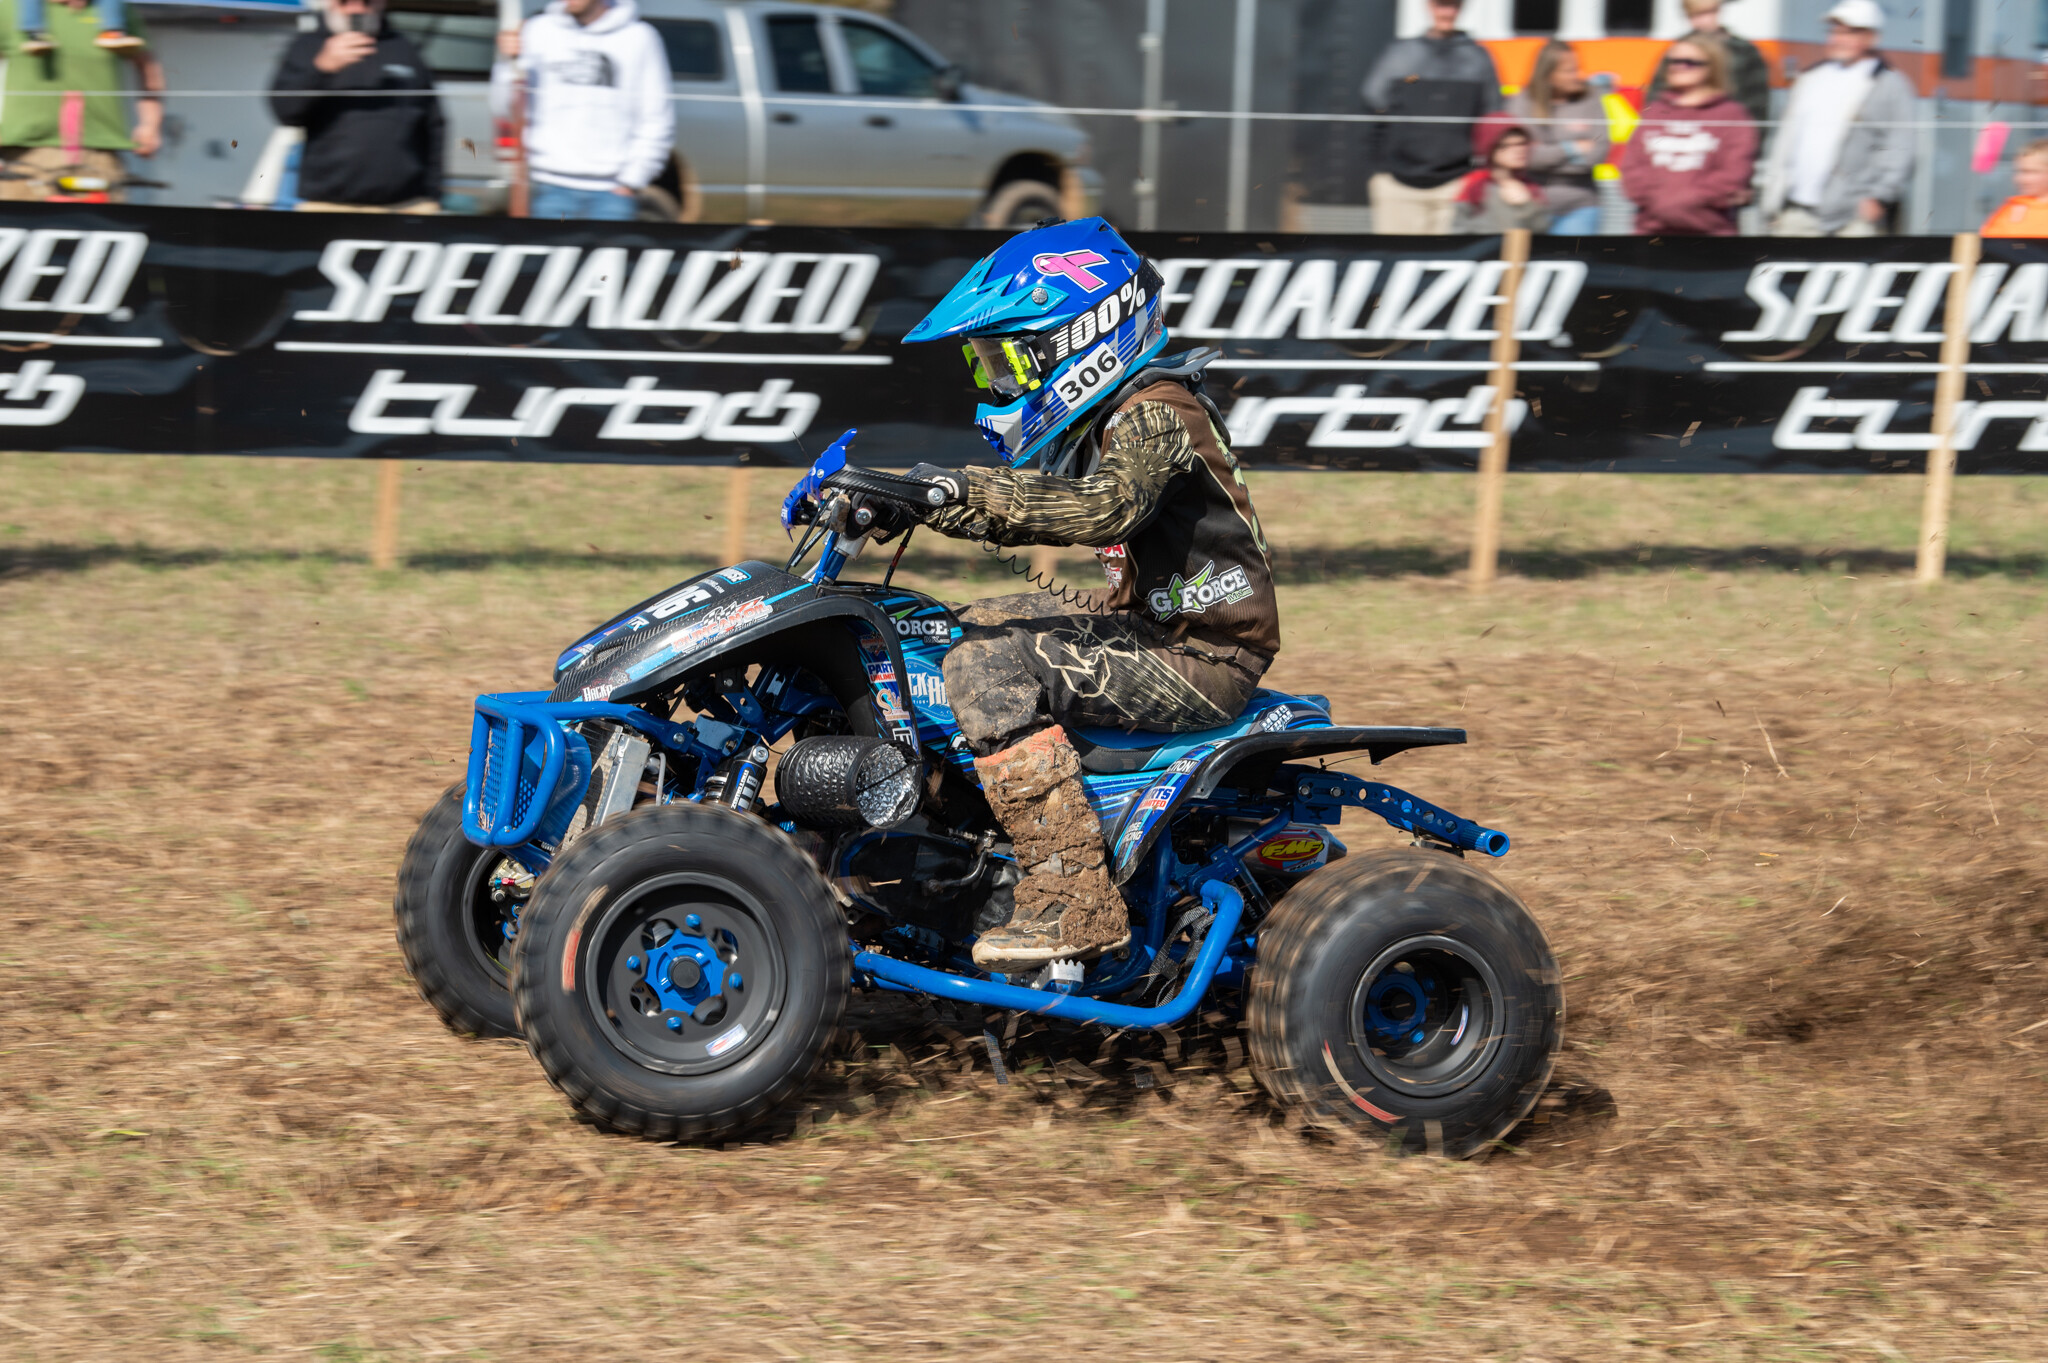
[269,0,444,213]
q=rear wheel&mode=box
[979,178,1062,229]
[511,802,849,1142]
[1248,848,1562,1157]
[393,784,524,1038]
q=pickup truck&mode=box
[381,0,1102,225]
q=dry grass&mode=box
[2,456,2044,1360]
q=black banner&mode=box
[4,203,2045,473]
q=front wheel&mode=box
[393,784,525,1038]
[511,802,850,1142]
[1248,848,1563,1157]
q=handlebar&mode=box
[823,465,955,509]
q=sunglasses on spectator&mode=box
[1666,56,1708,68]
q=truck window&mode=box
[386,12,497,80]
[840,21,939,98]
[649,18,725,81]
[766,15,832,93]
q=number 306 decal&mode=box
[1056,341,1122,407]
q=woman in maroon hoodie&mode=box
[1619,36,1757,236]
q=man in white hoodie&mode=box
[494,0,672,221]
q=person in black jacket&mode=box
[269,0,442,212]
[1360,0,1501,234]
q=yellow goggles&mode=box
[962,337,1044,400]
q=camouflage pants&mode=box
[942,592,1266,757]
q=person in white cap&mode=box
[1759,0,1915,236]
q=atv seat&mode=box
[1067,690,1331,775]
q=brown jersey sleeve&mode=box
[922,398,1199,549]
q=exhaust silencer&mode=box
[776,735,920,829]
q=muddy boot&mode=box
[970,725,1130,970]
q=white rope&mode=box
[31,86,2048,132]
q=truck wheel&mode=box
[979,179,1062,229]
[393,784,522,1038]
[511,803,850,1142]
[1248,848,1562,1157]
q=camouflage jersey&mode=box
[928,378,1281,665]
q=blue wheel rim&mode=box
[582,872,787,1077]
[1347,934,1505,1099]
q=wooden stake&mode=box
[1916,232,1980,585]
[722,464,752,566]
[1469,229,1531,592]
[371,458,403,570]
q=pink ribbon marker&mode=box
[1031,249,1109,292]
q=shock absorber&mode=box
[706,743,771,813]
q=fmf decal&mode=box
[1253,828,1329,872]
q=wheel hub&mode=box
[1365,968,1436,1046]
[597,888,775,1074]
[1348,934,1503,1098]
[637,928,729,1013]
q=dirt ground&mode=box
[2,457,2044,1360]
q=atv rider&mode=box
[895,218,1281,971]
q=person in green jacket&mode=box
[0,0,162,202]
[1647,0,1772,126]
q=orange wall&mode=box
[1483,36,2048,105]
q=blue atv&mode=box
[393,435,1562,1156]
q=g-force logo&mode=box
[894,615,951,642]
[1148,560,1253,621]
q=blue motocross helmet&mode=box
[904,217,1168,469]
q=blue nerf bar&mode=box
[853,878,1246,1028]
[461,691,683,848]
[1289,769,1510,857]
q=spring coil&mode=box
[975,538,1116,616]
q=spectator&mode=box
[0,0,162,202]
[1647,0,1771,126]
[1982,138,2048,237]
[19,0,138,53]
[493,0,673,222]
[1361,0,1501,235]
[1505,40,1607,235]
[1758,0,1914,237]
[269,0,443,214]
[1619,36,1757,237]
[1452,115,1551,233]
